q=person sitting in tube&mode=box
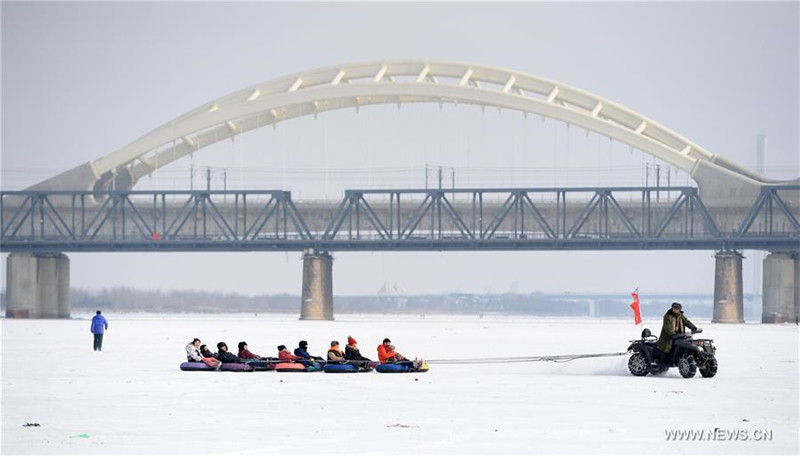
[277,345,303,362]
[280,344,322,370]
[377,338,410,363]
[237,341,266,360]
[345,336,372,369]
[294,340,324,361]
[327,340,346,362]
[185,338,221,370]
[214,342,245,364]
[199,344,215,358]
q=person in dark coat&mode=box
[199,344,214,358]
[214,342,244,363]
[345,336,372,369]
[281,344,322,370]
[90,310,109,351]
[656,302,699,355]
[294,340,324,361]
[345,336,371,361]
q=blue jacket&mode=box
[91,314,108,334]
[294,347,319,359]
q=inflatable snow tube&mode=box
[375,362,430,373]
[244,360,275,371]
[180,362,214,371]
[275,363,307,372]
[220,363,254,372]
[323,363,359,373]
[375,363,411,373]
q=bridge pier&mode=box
[712,250,744,323]
[300,250,334,320]
[6,252,70,318]
[761,252,798,323]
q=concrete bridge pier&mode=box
[712,250,744,323]
[6,252,71,318]
[300,250,334,320]
[762,252,798,323]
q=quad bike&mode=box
[627,328,718,378]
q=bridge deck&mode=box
[2,186,798,253]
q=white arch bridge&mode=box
[30,60,797,205]
[7,61,799,323]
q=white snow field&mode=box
[1,313,798,455]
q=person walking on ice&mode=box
[91,310,108,351]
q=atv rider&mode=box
[656,302,700,362]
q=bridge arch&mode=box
[32,60,786,203]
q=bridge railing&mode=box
[1,186,798,252]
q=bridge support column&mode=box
[762,252,797,323]
[712,251,744,323]
[6,253,71,318]
[300,250,333,320]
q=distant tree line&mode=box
[1,287,728,318]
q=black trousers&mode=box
[93,333,104,351]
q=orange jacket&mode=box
[377,344,396,362]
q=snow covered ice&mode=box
[1,314,797,454]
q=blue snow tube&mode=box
[220,363,254,372]
[375,363,411,373]
[323,363,359,373]
[244,360,275,371]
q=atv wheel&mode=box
[678,355,697,378]
[627,351,650,376]
[699,357,718,378]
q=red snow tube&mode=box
[275,363,307,372]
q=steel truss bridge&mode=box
[2,186,797,253]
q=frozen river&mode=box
[1,313,798,454]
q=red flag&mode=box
[630,289,642,325]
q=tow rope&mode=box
[425,352,630,364]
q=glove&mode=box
[692,328,702,334]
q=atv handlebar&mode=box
[672,328,703,340]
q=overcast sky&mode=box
[1,2,798,297]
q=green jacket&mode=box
[656,310,697,353]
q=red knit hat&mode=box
[347,336,357,346]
